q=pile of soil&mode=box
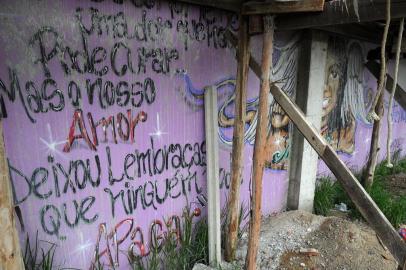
[232,210,398,270]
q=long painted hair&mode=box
[326,37,371,142]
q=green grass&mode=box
[23,232,73,270]
[314,177,337,216]
[24,201,246,270]
[130,200,248,270]
[130,205,210,270]
[314,158,406,228]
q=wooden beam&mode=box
[392,36,406,53]
[225,30,406,268]
[242,0,324,15]
[0,121,24,270]
[276,0,406,30]
[175,0,241,12]
[249,15,264,35]
[245,15,274,270]
[204,86,221,267]
[313,24,383,44]
[365,60,406,111]
[225,16,250,262]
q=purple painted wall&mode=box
[0,1,405,269]
[0,1,289,268]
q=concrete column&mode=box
[287,30,328,212]
[204,86,221,266]
[0,120,24,270]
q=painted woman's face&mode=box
[323,64,340,116]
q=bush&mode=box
[314,158,406,228]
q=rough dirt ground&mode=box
[193,210,399,270]
[232,210,398,270]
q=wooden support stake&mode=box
[363,92,384,189]
[387,18,404,167]
[0,120,24,270]
[363,0,390,187]
[245,15,274,270]
[225,15,250,262]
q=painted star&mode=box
[149,113,168,139]
[39,123,67,159]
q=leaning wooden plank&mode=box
[313,24,383,44]
[366,60,406,111]
[269,83,406,267]
[242,0,324,15]
[225,16,250,262]
[245,15,275,270]
[276,0,406,30]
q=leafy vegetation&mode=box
[314,158,406,227]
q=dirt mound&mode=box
[234,210,398,270]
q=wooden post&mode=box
[245,15,274,270]
[204,86,221,266]
[0,120,24,270]
[386,18,404,167]
[363,0,389,187]
[225,15,250,262]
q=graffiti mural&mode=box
[0,0,287,269]
[182,34,300,170]
[1,0,404,268]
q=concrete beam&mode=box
[287,30,328,212]
[204,86,221,267]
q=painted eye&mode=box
[322,98,330,108]
[175,68,186,74]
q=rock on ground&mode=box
[192,262,239,270]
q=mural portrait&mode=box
[322,37,372,154]
[182,33,300,170]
